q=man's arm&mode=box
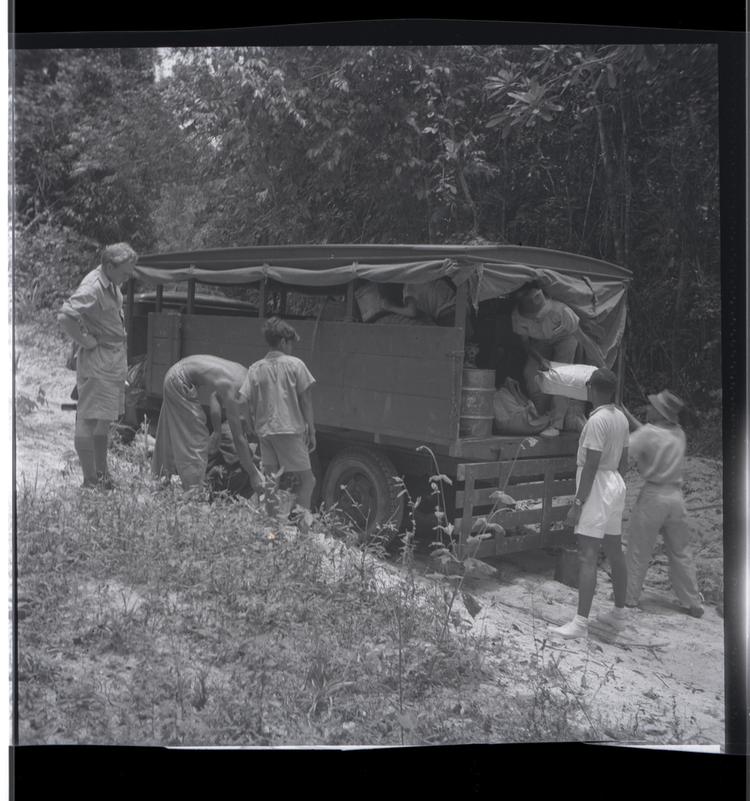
[207,393,223,456]
[620,405,642,432]
[219,386,264,491]
[299,388,316,453]
[519,334,550,370]
[58,310,98,351]
[566,448,602,527]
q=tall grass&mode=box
[16,443,668,746]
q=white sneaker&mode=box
[550,617,588,639]
[540,426,560,438]
[596,609,628,631]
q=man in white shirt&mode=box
[622,390,704,617]
[551,368,630,639]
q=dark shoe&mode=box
[685,605,704,619]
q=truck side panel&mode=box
[146,313,464,445]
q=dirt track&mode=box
[14,322,726,745]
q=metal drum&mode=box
[459,368,495,438]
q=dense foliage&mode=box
[12,44,721,418]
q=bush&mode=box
[13,223,100,321]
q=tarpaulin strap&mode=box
[582,276,598,312]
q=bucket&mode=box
[459,368,495,438]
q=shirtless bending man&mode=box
[151,354,264,492]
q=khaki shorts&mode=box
[259,434,311,473]
[76,375,125,420]
[575,468,626,539]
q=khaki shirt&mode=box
[511,299,579,344]
[241,351,315,437]
[59,265,128,381]
[629,423,686,485]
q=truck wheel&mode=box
[321,448,405,535]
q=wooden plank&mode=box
[457,457,574,482]
[149,337,182,364]
[455,528,545,560]
[180,314,463,360]
[541,463,554,535]
[342,354,455,398]
[458,505,569,532]
[455,479,576,510]
[459,470,476,556]
[146,312,182,395]
[449,433,580,460]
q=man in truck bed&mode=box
[151,355,264,493]
[512,280,607,438]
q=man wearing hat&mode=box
[621,390,704,617]
[551,367,630,639]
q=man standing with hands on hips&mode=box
[551,367,630,639]
[58,243,137,489]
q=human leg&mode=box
[624,487,665,606]
[74,416,98,485]
[576,535,601,618]
[292,470,316,510]
[602,534,627,607]
[550,535,599,639]
[522,354,548,414]
[92,418,113,485]
[661,493,703,611]
[270,435,314,512]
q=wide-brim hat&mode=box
[648,390,684,424]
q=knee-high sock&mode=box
[74,435,97,484]
[93,434,109,478]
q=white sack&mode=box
[536,362,598,401]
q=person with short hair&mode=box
[58,243,138,489]
[551,367,630,639]
[241,317,317,511]
[151,355,264,493]
[512,281,606,438]
[622,390,704,617]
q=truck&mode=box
[124,244,631,562]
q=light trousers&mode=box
[625,482,702,608]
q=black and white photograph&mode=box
[9,20,745,765]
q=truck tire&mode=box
[321,448,405,535]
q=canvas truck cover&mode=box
[134,244,631,363]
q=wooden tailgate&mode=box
[454,456,577,560]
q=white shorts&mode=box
[575,468,626,539]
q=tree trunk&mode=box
[670,255,688,390]
[595,102,625,264]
